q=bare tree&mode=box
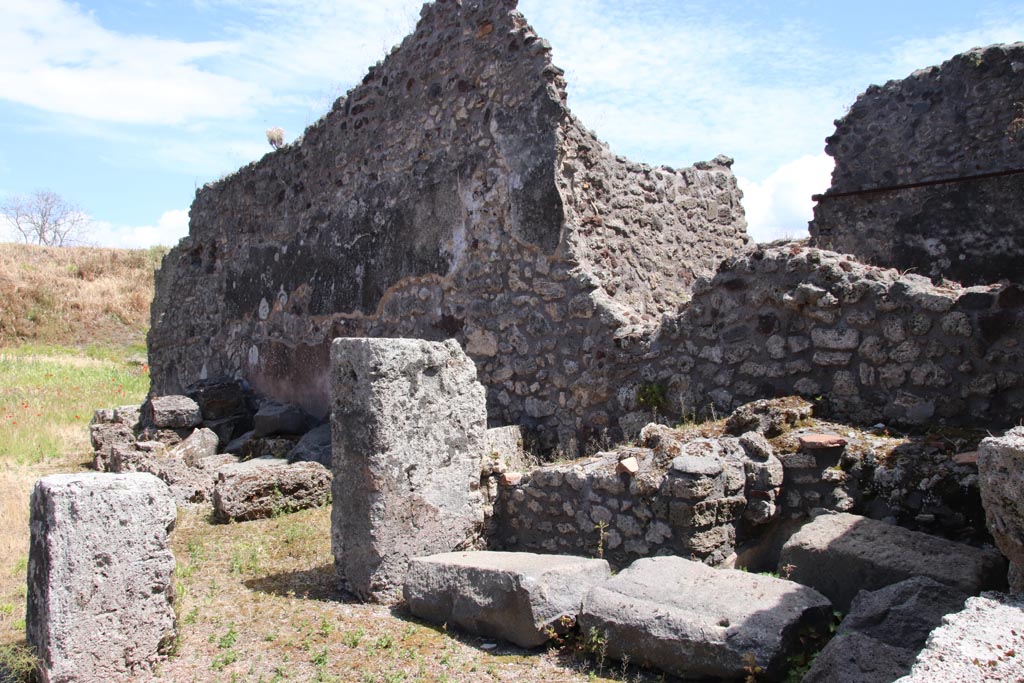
[1,190,90,247]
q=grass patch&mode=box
[0,349,149,464]
[0,344,150,672]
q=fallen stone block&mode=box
[978,427,1024,591]
[579,556,831,680]
[144,395,202,429]
[89,422,135,471]
[27,473,177,683]
[287,423,332,468]
[894,592,1024,682]
[167,427,219,466]
[213,457,332,523]
[112,404,142,431]
[253,401,318,437]
[802,576,968,683]
[331,338,487,603]
[404,551,611,648]
[109,442,237,507]
[185,378,252,421]
[779,512,1006,610]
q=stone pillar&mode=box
[26,473,177,683]
[331,338,487,603]
[979,427,1024,592]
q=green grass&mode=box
[0,346,149,464]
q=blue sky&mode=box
[1,0,1023,247]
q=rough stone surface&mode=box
[167,427,219,466]
[810,43,1024,285]
[893,592,1024,682]
[802,577,968,683]
[109,441,238,507]
[799,434,848,450]
[26,473,177,683]
[147,0,748,453]
[331,338,488,603]
[725,397,814,437]
[780,512,1006,610]
[253,401,318,437]
[579,556,831,680]
[112,404,142,431]
[286,423,333,467]
[212,457,331,522]
[144,395,202,429]
[978,427,1024,592]
[403,551,610,648]
[89,422,136,471]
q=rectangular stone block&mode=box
[404,551,611,648]
[780,512,1007,611]
[27,473,177,683]
[579,556,831,680]
[331,338,487,603]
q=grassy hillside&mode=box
[0,242,160,680]
[0,242,166,351]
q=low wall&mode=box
[608,246,1024,434]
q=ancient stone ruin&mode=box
[27,1,1024,681]
[26,473,177,683]
[810,43,1024,285]
[147,4,1024,454]
[147,0,748,452]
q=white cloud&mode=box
[518,1,847,178]
[0,0,267,125]
[738,154,835,243]
[89,208,190,248]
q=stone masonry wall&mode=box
[148,0,748,451]
[810,43,1024,285]
[606,245,1024,432]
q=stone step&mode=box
[404,551,611,649]
[779,512,1006,611]
[579,555,832,680]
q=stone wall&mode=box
[605,246,1024,433]
[148,0,747,451]
[810,43,1024,285]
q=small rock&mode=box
[145,395,202,429]
[616,456,639,475]
[167,427,219,467]
[500,472,524,486]
[253,401,318,437]
[799,433,849,450]
[287,423,332,467]
[953,450,978,465]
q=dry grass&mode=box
[143,507,650,683]
[0,242,166,349]
[0,243,667,682]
